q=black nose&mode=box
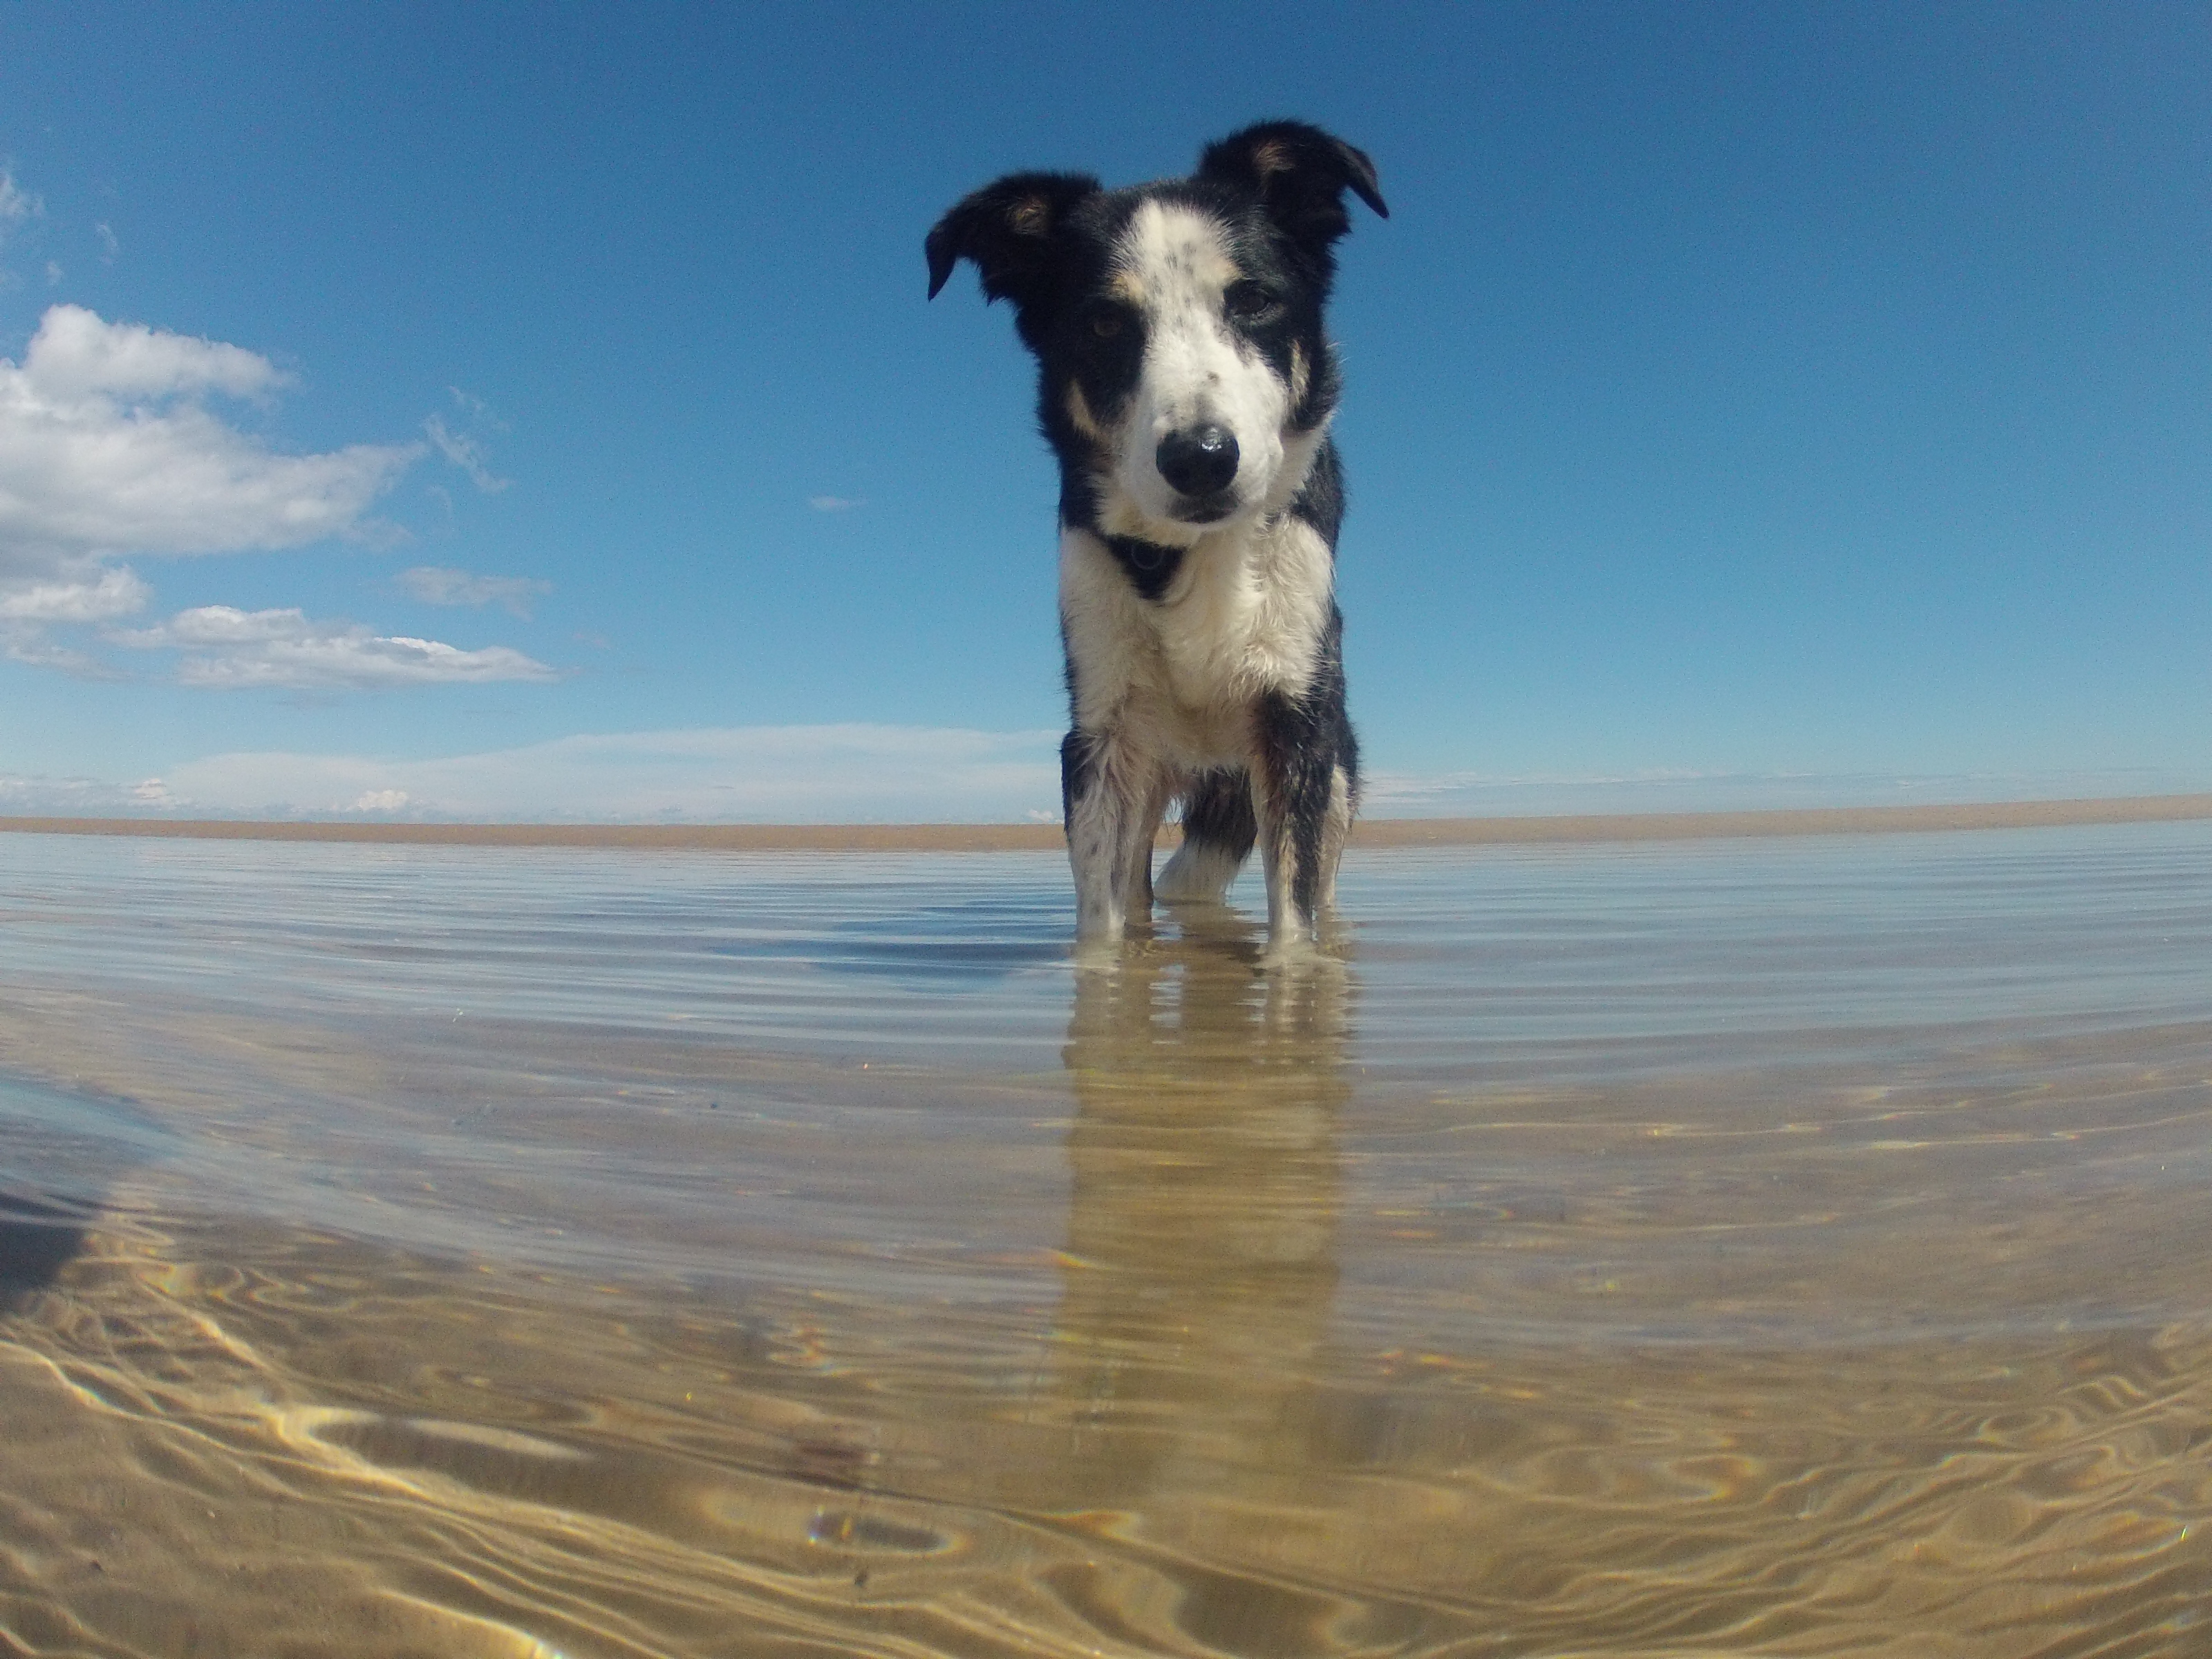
[1155,424,1239,498]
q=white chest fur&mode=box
[1060,517,1335,766]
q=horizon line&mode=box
[4,793,2211,851]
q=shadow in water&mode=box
[0,1076,158,1313]
[0,1188,91,1310]
[1049,909,1356,1510]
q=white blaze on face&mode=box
[1107,200,1293,537]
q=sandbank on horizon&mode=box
[4,791,2211,850]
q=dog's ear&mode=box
[926,171,1101,304]
[1196,121,1386,260]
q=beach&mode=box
[1,812,2209,1653]
[6,790,2212,850]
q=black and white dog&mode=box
[928,122,1385,951]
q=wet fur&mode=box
[928,122,1385,949]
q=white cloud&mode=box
[109,605,558,690]
[0,633,122,677]
[0,306,559,690]
[0,171,41,234]
[158,724,1062,821]
[396,564,550,616]
[808,494,863,512]
[0,771,171,815]
[0,170,48,291]
[0,306,418,580]
[0,559,149,673]
[423,411,509,493]
[20,302,281,403]
[0,563,149,622]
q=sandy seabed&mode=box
[6,808,2212,1653]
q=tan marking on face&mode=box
[1191,236,1240,293]
[1108,270,1146,305]
[1065,382,1109,444]
[1288,341,1310,410]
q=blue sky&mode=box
[0,1,2206,821]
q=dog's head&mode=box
[928,122,1385,546]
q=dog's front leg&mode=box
[1253,778,1301,948]
[1121,773,1173,921]
[1062,729,1161,946]
[1253,693,1353,953]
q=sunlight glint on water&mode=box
[2,823,2211,1654]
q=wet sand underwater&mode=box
[3,812,2212,1655]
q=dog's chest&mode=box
[1062,521,1333,741]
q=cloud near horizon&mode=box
[136,724,1065,821]
[5,739,2202,827]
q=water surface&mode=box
[2,824,2210,1654]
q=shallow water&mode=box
[1,823,2210,1655]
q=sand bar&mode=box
[3,793,2211,850]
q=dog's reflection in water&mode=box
[1049,910,1354,1508]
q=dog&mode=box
[927,121,1386,951]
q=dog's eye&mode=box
[1224,281,1280,324]
[1089,308,1124,339]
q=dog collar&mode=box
[1102,534,1186,601]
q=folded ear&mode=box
[926,171,1101,303]
[1196,121,1387,259]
